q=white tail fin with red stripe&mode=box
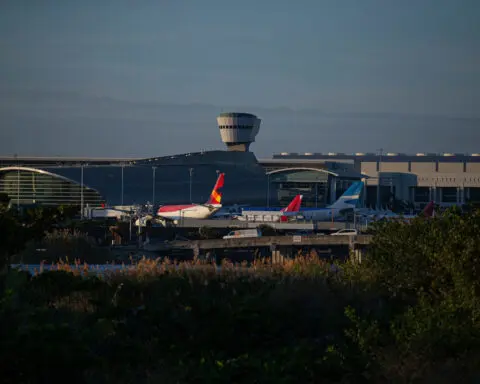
[206,173,225,205]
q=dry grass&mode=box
[49,291,96,313]
[19,253,340,281]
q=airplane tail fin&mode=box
[206,173,225,205]
[328,181,364,210]
[281,194,303,213]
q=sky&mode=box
[0,0,479,158]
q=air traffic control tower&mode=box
[217,112,261,152]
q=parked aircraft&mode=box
[356,201,435,223]
[210,204,250,219]
[234,194,303,222]
[156,173,225,220]
[299,181,364,221]
[371,201,435,221]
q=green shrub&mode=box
[2,208,480,382]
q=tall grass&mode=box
[17,253,338,280]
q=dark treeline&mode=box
[1,199,480,382]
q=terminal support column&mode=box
[460,185,466,205]
[329,177,337,205]
[362,178,367,208]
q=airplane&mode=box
[356,201,435,223]
[234,194,304,222]
[156,173,225,220]
[299,181,364,221]
[371,201,435,221]
[210,204,250,219]
[356,206,394,220]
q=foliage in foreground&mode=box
[0,203,80,269]
[1,208,480,382]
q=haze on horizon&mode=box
[1,0,478,158]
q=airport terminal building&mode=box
[0,113,362,209]
[265,152,480,208]
[0,151,268,208]
[1,112,477,210]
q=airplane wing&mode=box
[156,215,177,222]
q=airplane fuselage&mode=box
[157,204,221,220]
[300,207,351,221]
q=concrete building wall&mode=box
[268,154,480,207]
[411,162,436,174]
[467,163,480,173]
[380,162,409,173]
[346,160,480,206]
[438,162,464,173]
[360,162,377,176]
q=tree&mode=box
[0,193,10,204]
[257,224,276,236]
[0,204,81,271]
[344,208,480,379]
[0,204,28,270]
[198,226,221,240]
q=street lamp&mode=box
[121,164,125,206]
[189,168,194,203]
[80,163,84,219]
[152,166,157,206]
[376,148,383,210]
[353,206,357,229]
[14,153,19,213]
[267,173,270,208]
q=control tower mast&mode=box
[216,112,261,152]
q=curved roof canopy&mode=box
[266,167,338,177]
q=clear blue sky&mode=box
[1,0,478,157]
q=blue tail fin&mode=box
[328,181,364,209]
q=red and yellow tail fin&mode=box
[206,173,225,205]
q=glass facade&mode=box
[0,152,366,209]
[468,187,480,203]
[0,169,103,207]
[269,170,329,208]
[413,186,430,203]
[267,170,361,208]
[0,151,270,207]
[441,187,458,203]
[364,185,395,208]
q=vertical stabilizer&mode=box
[422,201,435,217]
[206,173,225,205]
[281,194,303,213]
[328,181,364,210]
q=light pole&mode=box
[15,154,20,213]
[267,173,270,208]
[121,164,124,206]
[315,182,318,208]
[152,166,157,206]
[189,168,194,203]
[80,164,84,219]
[376,148,383,210]
[389,178,394,209]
